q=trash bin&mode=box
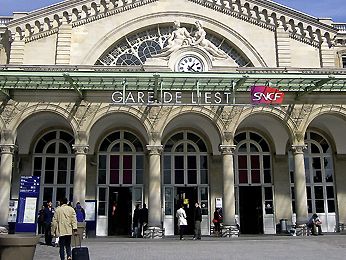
[280,219,288,233]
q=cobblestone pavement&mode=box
[34,234,346,260]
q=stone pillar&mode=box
[292,144,308,224]
[276,21,291,67]
[146,145,163,227]
[220,145,236,226]
[320,40,335,68]
[72,144,89,208]
[0,144,16,228]
[56,23,72,65]
[334,154,346,226]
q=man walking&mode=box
[51,198,77,260]
[193,202,202,240]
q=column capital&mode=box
[291,144,307,154]
[146,145,163,155]
[72,144,89,154]
[219,144,236,155]
[0,144,17,154]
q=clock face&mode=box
[177,56,204,72]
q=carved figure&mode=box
[155,21,193,58]
[191,21,228,59]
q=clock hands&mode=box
[187,63,196,72]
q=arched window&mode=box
[33,130,75,206]
[234,131,271,185]
[290,131,335,215]
[163,131,208,185]
[98,131,144,185]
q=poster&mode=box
[23,197,37,223]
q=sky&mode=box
[0,0,345,22]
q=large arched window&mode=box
[290,131,335,215]
[33,130,75,206]
[163,131,208,185]
[98,131,144,185]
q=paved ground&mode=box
[34,234,346,260]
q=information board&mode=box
[15,176,40,233]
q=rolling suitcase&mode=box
[72,234,90,260]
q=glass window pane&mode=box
[98,202,106,216]
[110,155,119,169]
[250,143,258,152]
[98,169,106,184]
[164,169,171,184]
[175,170,184,184]
[290,171,294,183]
[58,158,67,170]
[250,155,259,169]
[238,155,247,169]
[45,157,55,170]
[175,156,184,169]
[136,156,143,169]
[265,187,273,200]
[164,156,171,169]
[44,171,54,184]
[187,144,195,152]
[251,170,260,183]
[35,139,46,153]
[200,170,208,184]
[123,155,132,169]
[314,186,324,199]
[123,170,132,184]
[111,143,120,152]
[238,144,247,153]
[46,143,56,153]
[110,170,119,184]
[200,156,208,169]
[187,156,196,169]
[263,155,270,169]
[99,188,106,201]
[325,170,333,182]
[43,187,53,202]
[326,186,334,199]
[56,188,66,202]
[99,155,107,169]
[136,170,143,184]
[264,169,271,183]
[239,170,248,183]
[315,200,324,213]
[327,200,335,213]
[59,143,68,154]
[313,170,322,183]
[306,186,311,199]
[175,144,184,152]
[311,143,320,153]
[34,157,42,170]
[312,157,321,169]
[265,201,273,214]
[234,132,246,144]
[307,200,312,213]
[57,171,67,184]
[123,143,132,152]
[188,170,197,184]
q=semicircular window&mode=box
[96,24,251,67]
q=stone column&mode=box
[146,145,163,228]
[0,144,16,228]
[220,144,236,226]
[292,144,308,224]
[72,144,89,208]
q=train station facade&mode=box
[1,0,346,236]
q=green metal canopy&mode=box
[1,65,346,101]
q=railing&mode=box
[333,23,346,32]
[0,16,12,26]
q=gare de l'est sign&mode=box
[111,86,285,105]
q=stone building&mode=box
[0,0,346,236]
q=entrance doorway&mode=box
[108,187,132,236]
[174,187,198,235]
[239,186,263,234]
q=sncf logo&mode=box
[251,86,284,104]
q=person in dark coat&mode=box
[132,204,141,238]
[139,203,148,237]
[213,208,222,236]
[193,202,202,240]
[37,205,45,235]
[44,200,55,245]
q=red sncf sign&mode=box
[251,86,284,104]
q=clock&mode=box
[176,55,204,72]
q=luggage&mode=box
[72,234,90,260]
[72,246,90,260]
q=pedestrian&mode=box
[51,197,78,260]
[37,205,45,235]
[139,203,148,238]
[193,202,202,240]
[132,204,141,238]
[44,200,55,246]
[176,204,187,240]
[307,213,323,235]
[54,201,60,247]
[213,208,222,236]
[74,202,86,223]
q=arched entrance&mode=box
[96,130,144,236]
[234,131,275,234]
[162,130,209,235]
[289,130,336,232]
[33,130,75,208]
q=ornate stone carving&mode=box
[0,144,17,154]
[219,144,236,155]
[291,144,307,154]
[1,100,27,125]
[154,20,227,60]
[146,145,163,155]
[72,144,89,154]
